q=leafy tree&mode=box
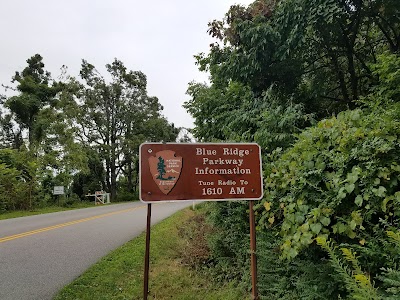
[5,54,60,147]
[196,0,400,119]
[177,128,195,143]
[68,59,177,201]
[184,1,400,298]
[0,109,23,149]
[71,149,105,200]
[185,82,310,151]
[362,52,400,106]
[0,55,88,210]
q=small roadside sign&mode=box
[139,143,263,203]
[53,186,64,195]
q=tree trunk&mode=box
[110,163,117,202]
[110,124,117,201]
[105,156,111,195]
[127,159,133,193]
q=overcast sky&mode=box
[0,0,253,129]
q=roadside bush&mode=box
[191,202,343,299]
[0,163,21,211]
[260,104,400,297]
[206,201,251,284]
[0,162,31,211]
[257,231,341,300]
[366,52,400,104]
[116,190,137,202]
[63,193,81,207]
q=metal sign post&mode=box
[139,143,263,299]
[249,200,258,300]
[143,203,152,300]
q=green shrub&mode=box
[206,201,251,284]
[0,162,31,211]
[195,202,343,299]
[257,230,342,300]
[366,52,400,105]
[63,193,81,207]
[116,190,137,202]
[260,104,400,297]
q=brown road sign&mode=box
[139,143,263,203]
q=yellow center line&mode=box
[0,205,147,244]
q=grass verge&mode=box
[55,208,248,300]
[0,201,131,221]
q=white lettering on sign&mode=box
[218,180,236,186]
[198,181,214,186]
[196,147,250,158]
[196,148,217,156]
[229,187,245,195]
[195,167,251,175]
[202,187,223,196]
[193,146,255,197]
[203,157,244,167]
[223,148,250,157]
[166,159,181,168]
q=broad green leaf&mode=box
[338,188,347,199]
[376,186,387,197]
[338,223,347,234]
[295,214,305,224]
[288,248,298,259]
[348,231,357,239]
[320,216,331,226]
[355,195,363,207]
[268,215,275,224]
[345,183,355,194]
[350,220,357,230]
[264,201,272,211]
[310,223,322,234]
[301,232,313,245]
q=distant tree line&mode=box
[0,54,179,210]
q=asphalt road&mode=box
[0,201,191,300]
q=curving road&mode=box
[0,201,190,300]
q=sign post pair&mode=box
[140,143,263,300]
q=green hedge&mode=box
[259,104,400,298]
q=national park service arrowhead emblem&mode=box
[148,150,183,194]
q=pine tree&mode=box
[157,157,166,180]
